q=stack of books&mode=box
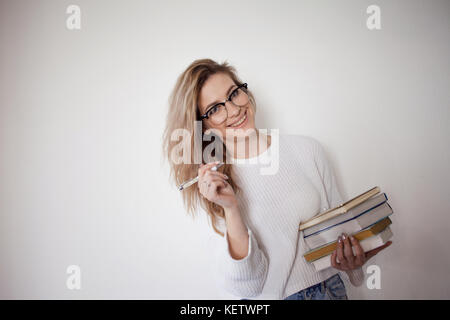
[299,186,393,271]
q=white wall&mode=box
[0,0,449,299]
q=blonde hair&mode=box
[162,58,257,237]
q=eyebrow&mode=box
[204,84,237,113]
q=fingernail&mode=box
[338,236,342,243]
[350,236,355,241]
[342,233,346,240]
[224,174,229,179]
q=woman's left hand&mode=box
[330,233,392,271]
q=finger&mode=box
[198,178,209,196]
[201,173,226,191]
[200,179,215,198]
[200,161,219,173]
[336,236,349,269]
[365,241,392,260]
[331,250,342,270]
[350,235,365,266]
[198,162,220,187]
[206,179,227,198]
[198,161,220,178]
[367,241,392,256]
[205,170,228,181]
[207,177,227,186]
[204,177,227,192]
[199,176,224,196]
[342,234,355,268]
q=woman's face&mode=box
[197,72,256,138]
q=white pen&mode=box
[178,162,224,191]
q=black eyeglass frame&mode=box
[198,83,248,121]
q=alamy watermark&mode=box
[66,265,81,290]
[66,5,81,30]
[366,264,381,289]
[366,5,381,30]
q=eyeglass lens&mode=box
[208,87,249,125]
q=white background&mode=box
[0,0,449,299]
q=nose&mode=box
[225,101,240,118]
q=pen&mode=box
[178,162,224,191]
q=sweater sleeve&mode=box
[311,137,365,287]
[310,137,344,210]
[215,226,269,298]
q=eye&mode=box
[207,105,220,116]
[230,88,239,98]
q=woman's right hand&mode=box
[198,161,238,210]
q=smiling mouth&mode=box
[227,111,247,128]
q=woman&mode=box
[162,58,391,300]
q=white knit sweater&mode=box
[207,133,364,299]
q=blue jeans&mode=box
[284,273,348,300]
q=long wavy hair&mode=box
[162,58,258,237]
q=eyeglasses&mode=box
[198,83,249,125]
